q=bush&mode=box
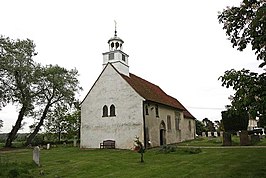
[158,145,177,154]
[183,147,202,154]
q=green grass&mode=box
[1,144,266,178]
[176,136,266,147]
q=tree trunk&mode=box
[25,103,50,146]
[5,105,27,147]
[140,152,144,163]
[58,130,61,142]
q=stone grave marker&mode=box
[220,131,223,137]
[236,131,240,137]
[208,132,212,137]
[222,132,232,146]
[73,139,77,147]
[202,132,206,137]
[214,132,218,137]
[33,146,40,166]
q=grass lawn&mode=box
[176,136,266,147]
[1,142,266,178]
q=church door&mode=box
[160,121,166,145]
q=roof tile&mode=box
[120,73,195,119]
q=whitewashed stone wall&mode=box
[145,103,195,147]
[180,116,195,142]
[81,64,144,149]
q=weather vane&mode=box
[114,20,117,36]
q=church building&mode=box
[80,29,195,149]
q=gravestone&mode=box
[220,131,223,137]
[47,143,50,150]
[240,130,250,146]
[33,146,40,166]
[251,134,260,144]
[202,132,206,137]
[214,132,218,137]
[236,131,240,137]
[73,139,77,147]
[208,132,212,137]
[222,132,232,146]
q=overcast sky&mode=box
[0,0,264,133]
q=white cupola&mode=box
[103,24,129,76]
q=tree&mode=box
[0,119,3,131]
[214,120,224,132]
[44,103,80,141]
[218,0,266,67]
[25,64,82,146]
[219,69,266,123]
[0,36,38,147]
[195,119,205,136]
[202,118,215,132]
[218,1,266,128]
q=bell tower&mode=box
[103,22,129,76]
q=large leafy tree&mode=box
[219,69,266,122]
[202,118,215,132]
[0,36,38,147]
[218,0,266,67]
[195,119,205,136]
[219,0,266,127]
[45,103,81,141]
[25,65,82,146]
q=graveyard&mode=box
[1,137,266,178]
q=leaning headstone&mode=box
[47,143,50,150]
[33,146,40,166]
[202,132,206,137]
[73,139,77,147]
[214,132,218,137]
[208,132,212,137]
[240,130,250,146]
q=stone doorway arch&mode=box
[160,121,166,146]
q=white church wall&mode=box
[144,103,181,147]
[180,116,195,141]
[81,64,144,149]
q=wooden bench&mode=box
[100,140,115,149]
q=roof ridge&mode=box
[120,71,195,119]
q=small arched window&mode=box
[115,42,119,49]
[155,105,159,117]
[103,105,108,117]
[188,120,192,131]
[145,105,149,115]
[110,104,116,117]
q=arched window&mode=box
[103,105,108,117]
[167,115,171,130]
[115,42,119,49]
[155,105,159,117]
[145,105,149,115]
[188,120,192,131]
[110,104,116,117]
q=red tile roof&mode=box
[120,73,195,119]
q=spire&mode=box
[114,20,117,37]
[103,24,129,76]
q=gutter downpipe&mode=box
[142,101,147,149]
